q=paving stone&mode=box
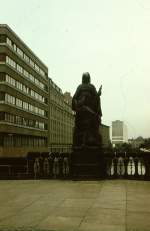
[51,206,88,217]
[61,198,95,208]
[78,222,125,231]
[85,207,126,225]
[37,215,82,230]
[127,211,150,231]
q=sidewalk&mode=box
[0,179,150,231]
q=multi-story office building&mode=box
[112,120,128,146]
[49,78,74,153]
[0,24,49,157]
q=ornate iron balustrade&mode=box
[28,150,150,180]
[104,151,148,179]
[1,150,150,180]
[27,152,71,179]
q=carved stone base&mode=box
[71,146,105,179]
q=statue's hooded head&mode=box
[82,72,91,84]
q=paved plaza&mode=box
[0,179,150,231]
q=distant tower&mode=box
[111,120,128,146]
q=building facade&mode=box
[111,120,128,146]
[49,79,74,153]
[0,24,49,157]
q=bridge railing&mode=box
[27,152,71,179]
[28,150,150,180]
[1,150,150,180]
[104,151,149,179]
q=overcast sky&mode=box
[0,0,150,138]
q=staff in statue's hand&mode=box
[98,85,102,96]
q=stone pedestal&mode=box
[71,146,105,179]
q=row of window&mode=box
[49,78,63,92]
[5,74,46,104]
[4,93,46,117]
[50,104,74,121]
[50,118,73,131]
[50,101,73,116]
[6,37,47,79]
[50,94,73,113]
[0,134,47,147]
[0,112,47,130]
[6,56,46,90]
[49,132,72,144]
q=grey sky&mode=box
[0,0,150,138]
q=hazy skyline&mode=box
[0,0,150,138]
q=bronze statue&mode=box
[72,72,102,147]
